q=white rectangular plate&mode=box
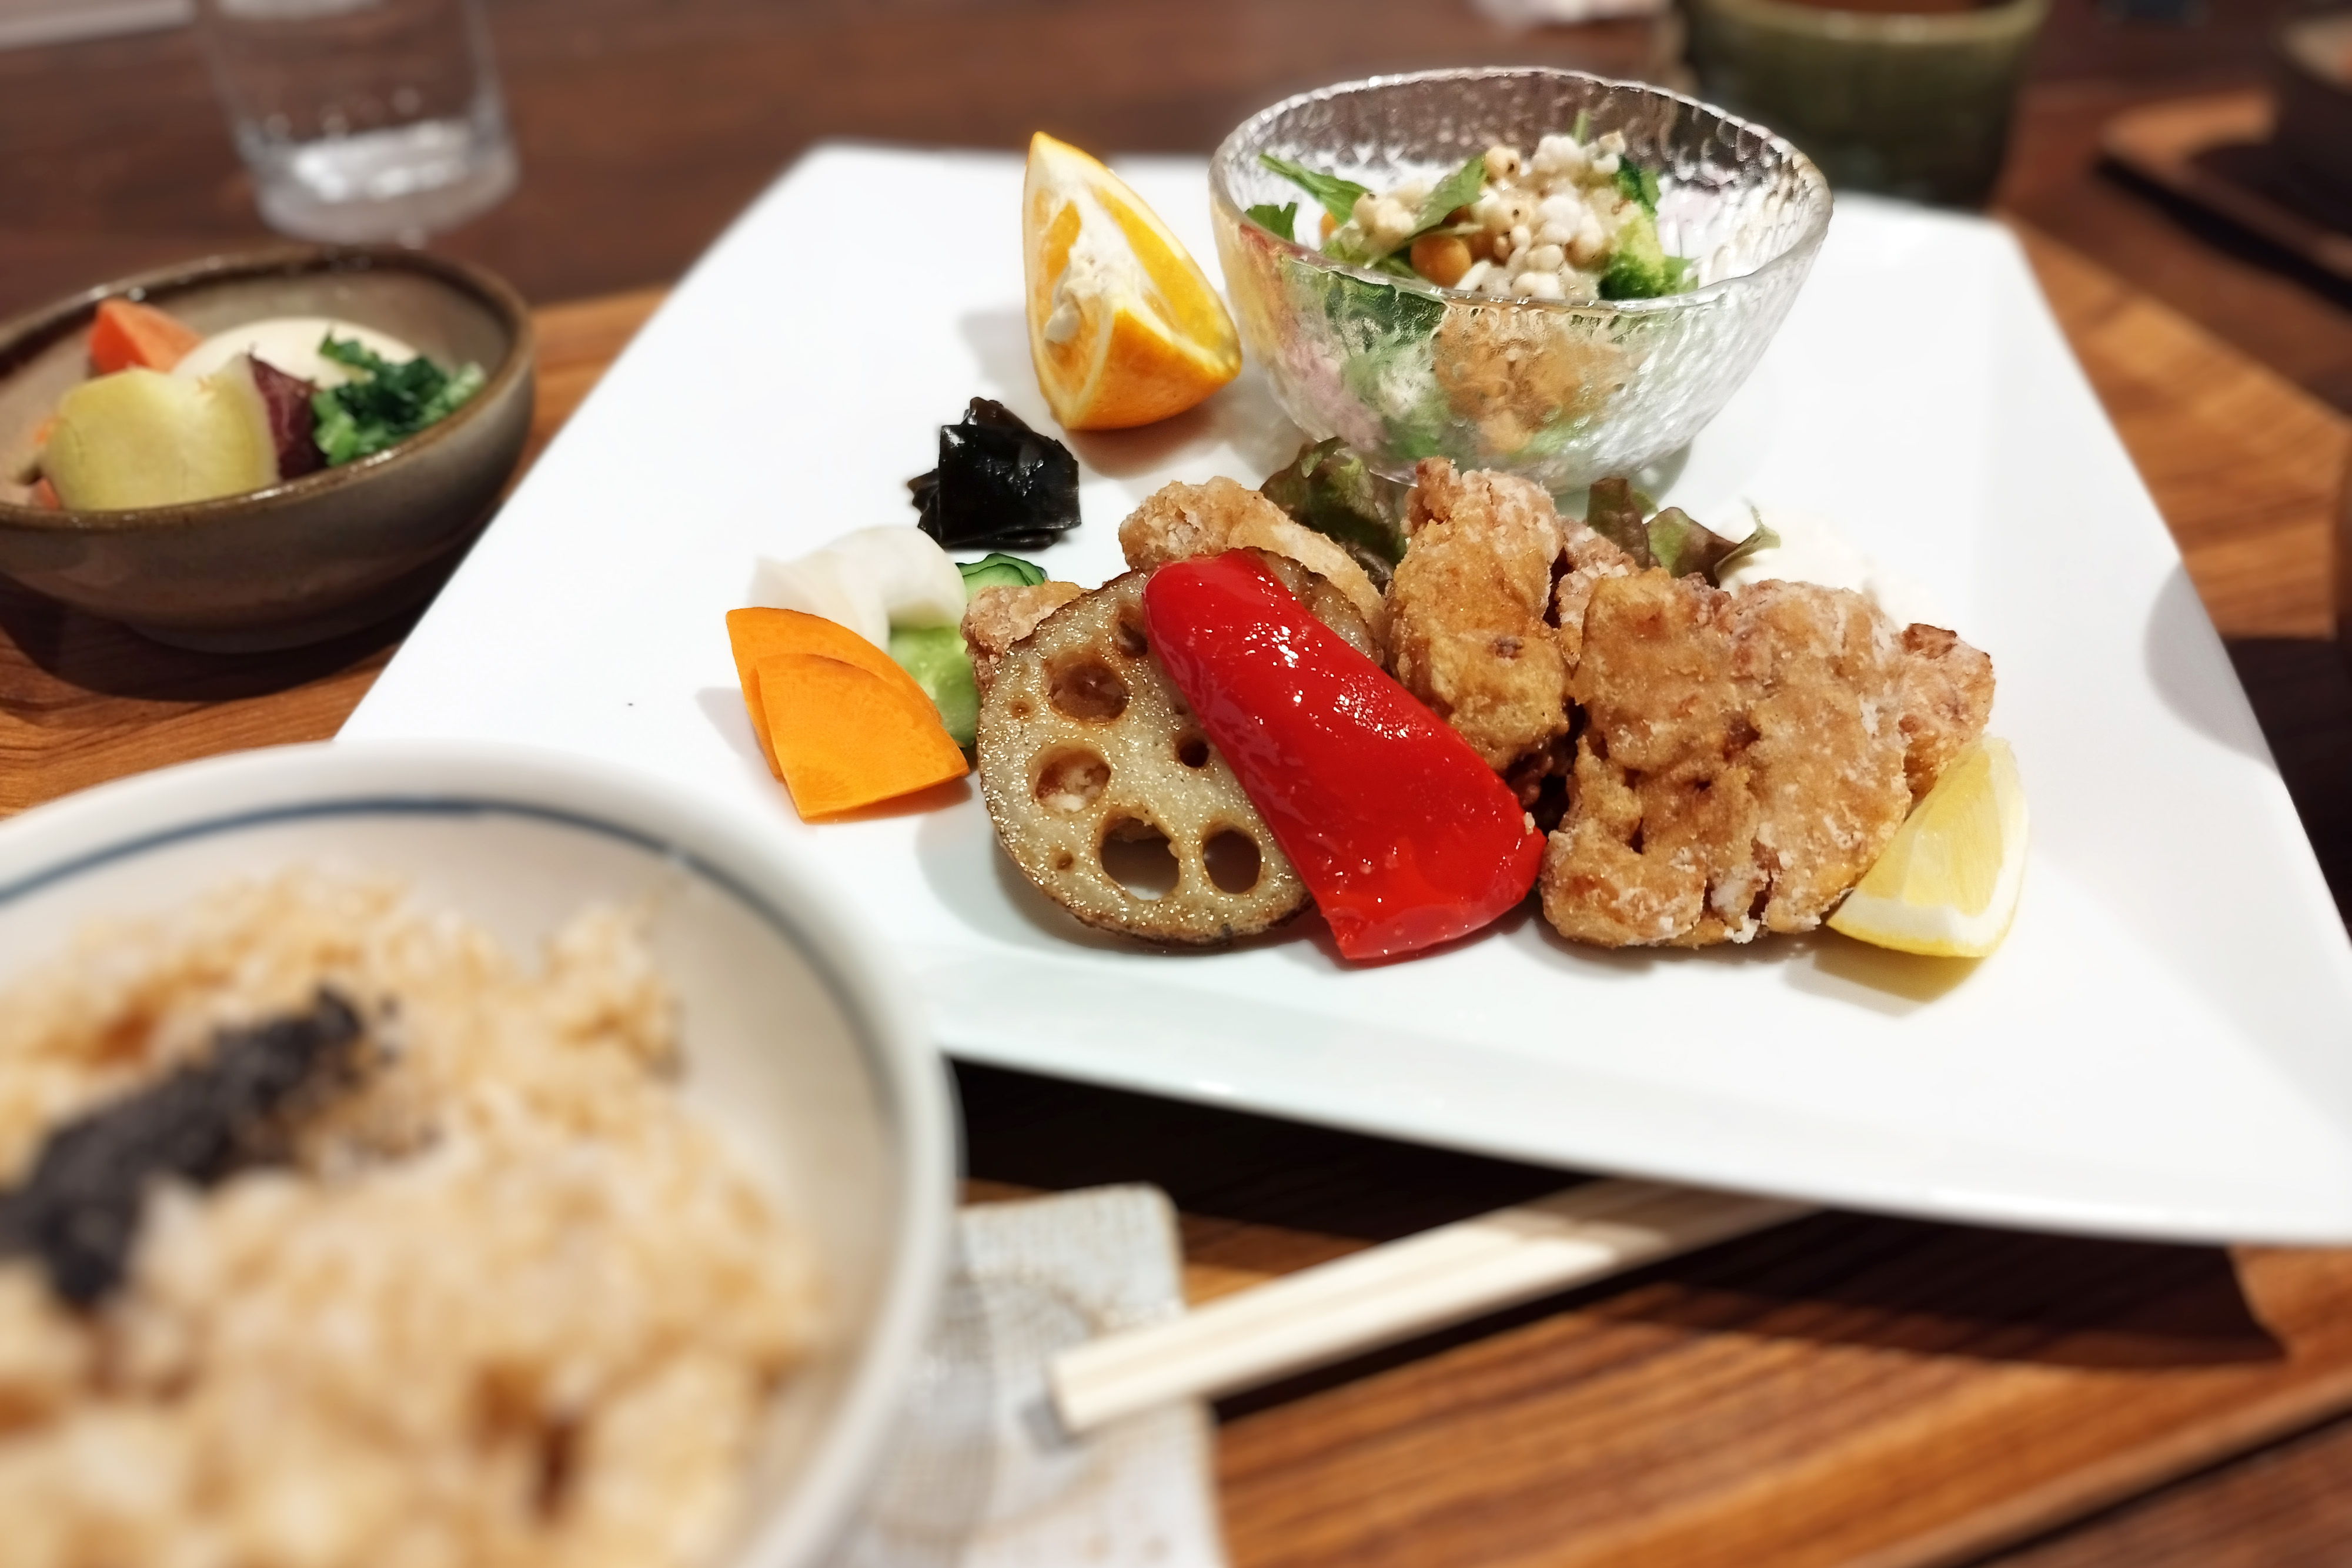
[346,145,2352,1243]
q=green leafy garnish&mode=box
[1613,162,1662,215]
[1245,200,1300,243]
[1571,109,1593,144]
[310,336,485,466]
[1582,479,1774,586]
[1258,437,1411,586]
[1274,151,1489,270]
[1583,476,1655,564]
[1716,505,1782,578]
[1411,153,1489,240]
[1259,153,1369,225]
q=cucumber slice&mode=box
[888,624,979,748]
[957,553,1048,597]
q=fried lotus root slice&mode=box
[975,554,1371,944]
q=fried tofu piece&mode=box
[1893,623,1996,803]
[1387,459,1577,772]
[963,581,1083,697]
[1118,476,1386,646]
[1543,571,1990,947]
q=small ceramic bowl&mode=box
[1211,68,1831,492]
[0,248,533,653]
[0,740,958,1568]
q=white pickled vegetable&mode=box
[173,317,419,388]
[750,550,890,648]
[826,527,967,629]
[749,527,965,648]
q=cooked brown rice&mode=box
[0,871,821,1568]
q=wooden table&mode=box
[6,3,2352,1564]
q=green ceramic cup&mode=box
[1689,0,2049,207]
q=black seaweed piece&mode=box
[0,990,369,1307]
[909,397,1081,550]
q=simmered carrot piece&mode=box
[754,651,967,818]
[724,606,934,778]
[30,478,59,509]
[88,299,203,375]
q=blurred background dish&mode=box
[1211,68,1830,491]
[0,739,958,1568]
[1688,0,2049,206]
[0,246,532,653]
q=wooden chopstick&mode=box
[1047,1179,1815,1435]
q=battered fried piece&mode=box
[1544,571,1989,947]
[1387,459,1578,772]
[1119,477,1387,647]
[1549,500,1638,670]
[963,581,1083,697]
[1893,623,1996,803]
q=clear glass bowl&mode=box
[1211,68,1832,492]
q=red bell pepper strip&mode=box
[1142,550,1544,962]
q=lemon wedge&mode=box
[1022,132,1241,431]
[1829,738,2028,958]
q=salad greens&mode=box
[1262,151,1488,276]
[1258,438,1412,586]
[1584,477,1778,584]
[311,336,485,467]
[1245,200,1300,244]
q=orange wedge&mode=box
[1023,132,1242,431]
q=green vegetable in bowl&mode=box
[311,336,486,467]
[1254,125,1692,303]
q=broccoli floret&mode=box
[1598,206,1693,301]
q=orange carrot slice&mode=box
[755,651,968,818]
[725,607,934,778]
[29,477,59,510]
[88,299,203,375]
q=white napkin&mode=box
[828,1185,1226,1568]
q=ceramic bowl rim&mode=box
[0,246,534,536]
[0,740,960,1568]
[1210,65,1834,316]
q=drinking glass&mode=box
[194,0,519,245]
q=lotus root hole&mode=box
[1054,851,1075,871]
[1100,817,1180,900]
[1034,750,1110,813]
[1175,733,1210,770]
[1050,659,1129,723]
[1202,829,1263,894]
[1115,614,1149,658]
